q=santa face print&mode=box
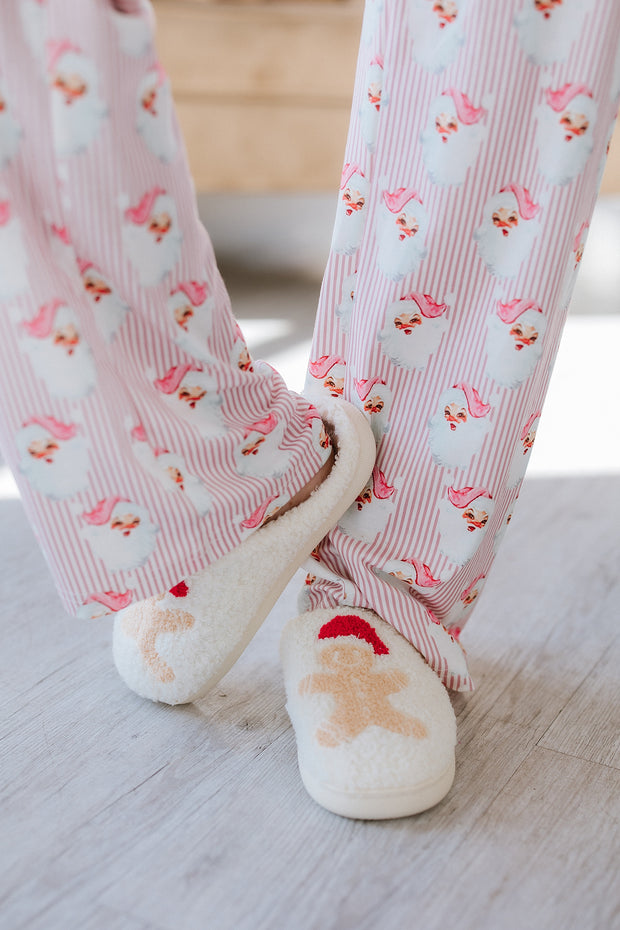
[0,82,22,169]
[234,418,292,479]
[421,91,486,186]
[131,428,212,517]
[408,0,466,73]
[506,414,540,487]
[136,67,178,163]
[354,380,392,443]
[331,171,369,256]
[154,366,226,439]
[514,0,592,66]
[17,420,89,500]
[378,298,447,370]
[168,287,215,362]
[122,190,183,287]
[337,467,396,544]
[306,357,347,401]
[82,500,159,573]
[485,304,546,388]
[474,192,539,278]
[377,196,429,281]
[438,489,494,566]
[428,386,491,468]
[0,202,29,301]
[50,49,107,156]
[20,303,97,399]
[360,62,385,152]
[536,90,596,186]
[81,267,130,342]
[335,273,357,335]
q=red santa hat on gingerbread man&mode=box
[318,613,390,655]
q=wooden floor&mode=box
[2,205,620,928]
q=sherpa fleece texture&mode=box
[112,399,376,705]
[280,607,457,819]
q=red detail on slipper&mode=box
[318,614,389,655]
[169,580,189,598]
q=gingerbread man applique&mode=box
[299,614,427,747]
[121,581,194,682]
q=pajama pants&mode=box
[0,0,618,691]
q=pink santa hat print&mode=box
[23,415,77,440]
[21,299,64,338]
[340,163,365,189]
[383,188,422,213]
[545,83,593,112]
[448,486,493,508]
[242,413,278,440]
[240,493,279,530]
[171,280,209,306]
[401,557,441,588]
[47,39,81,73]
[499,184,541,220]
[124,187,166,224]
[400,292,448,318]
[82,497,128,526]
[371,466,396,500]
[354,377,386,401]
[308,355,346,378]
[84,590,133,612]
[497,298,543,324]
[520,410,542,442]
[154,363,202,394]
[452,383,491,418]
[0,200,11,226]
[442,88,487,124]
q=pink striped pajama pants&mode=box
[0,0,618,691]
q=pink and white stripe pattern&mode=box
[305,0,620,690]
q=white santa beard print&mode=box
[506,439,534,488]
[536,111,595,186]
[21,336,97,399]
[474,217,538,278]
[438,499,493,566]
[234,428,292,479]
[514,1,590,66]
[90,289,130,342]
[51,89,106,157]
[331,188,368,256]
[0,221,29,300]
[171,299,215,362]
[428,408,490,468]
[378,316,446,370]
[84,515,158,572]
[421,122,484,186]
[0,106,22,168]
[337,496,394,544]
[168,392,227,440]
[360,97,381,152]
[156,455,212,516]
[136,91,177,163]
[122,221,182,287]
[485,315,545,388]
[110,9,153,57]
[377,208,428,281]
[19,1,47,63]
[335,274,356,334]
[19,436,89,500]
[408,0,466,73]
[365,404,391,443]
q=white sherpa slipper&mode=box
[280,607,457,819]
[112,399,376,705]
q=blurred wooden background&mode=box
[152,0,620,194]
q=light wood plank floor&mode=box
[2,216,620,928]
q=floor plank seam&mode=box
[532,742,620,772]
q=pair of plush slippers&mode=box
[113,400,456,820]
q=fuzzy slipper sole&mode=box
[113,399,376,705]
[299,757,456,820]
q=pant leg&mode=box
[0,0,329,618]
[305,0,620,690]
